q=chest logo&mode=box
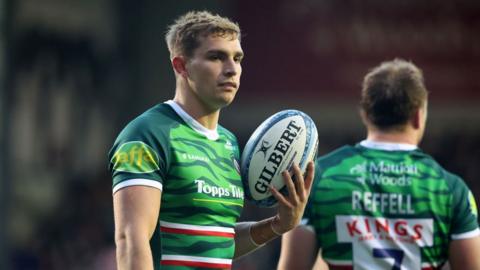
[195,179,244,199]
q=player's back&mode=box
[306,141,479,270]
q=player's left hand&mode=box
[269,161,315,234]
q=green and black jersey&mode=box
[305,140,479,270]
[109,100,244,269]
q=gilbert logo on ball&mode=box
[240,110,319,207]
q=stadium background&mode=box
[1,0,479,269]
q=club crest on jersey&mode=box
[225,140,235,150]
[111,141,159,173]
[232,156,241,174]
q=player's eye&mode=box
[207,53,224,61]
[208,55,220,60]
[234,56,243,63]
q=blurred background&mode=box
[1,0,480,269]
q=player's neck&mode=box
[366,130,419,146]
[173,92,219,130]
[195,112,220,130]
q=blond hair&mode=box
[165,10,241,59]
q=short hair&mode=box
[360,59,428,130]
[165,10,241,59]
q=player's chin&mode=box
[217,92,237,107]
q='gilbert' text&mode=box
[254,120,302,193]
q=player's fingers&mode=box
[269,185,292,208]
[283,169,299,204]
[304,161,315,193]
[291,163,306,202]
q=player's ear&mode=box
[359,109,369,126]
[411,109,421,130]
[172,56,188,78]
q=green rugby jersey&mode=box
[109,100,244,269]
[305,140,479,270]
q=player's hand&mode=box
[269,161,315,234]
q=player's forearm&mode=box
[250,216,283,244]
[115,233,154,270]
[233,216,282,259]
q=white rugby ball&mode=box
[241,110,319,207]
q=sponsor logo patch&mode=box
[349,161,417,186]
[181,153,209,162]
[468,191,478,216]
[195,179,244,199]
[111,141,159,173]
[336,215,433,246]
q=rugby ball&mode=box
[240,110,319,207]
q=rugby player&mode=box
[109,10,314,270]
[278,59,480,270]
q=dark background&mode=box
[1,0,479,269]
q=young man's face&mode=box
[185,33,244,111]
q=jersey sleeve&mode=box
[108,116,169,193]
[450,176,480,239]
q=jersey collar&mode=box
[165,100,219,141]
[360,140,417,151]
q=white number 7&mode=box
[372,248,404,270]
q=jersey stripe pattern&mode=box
[305,142,479,270]
[109,102,244,269]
